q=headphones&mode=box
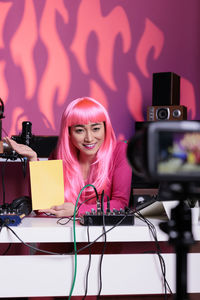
[9,196,32,215]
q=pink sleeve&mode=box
[107,141,132,210]
[77,142,132,216]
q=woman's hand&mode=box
[39,202,75,217]
[3,137,37,161]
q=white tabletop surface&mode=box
[0,214,199,244]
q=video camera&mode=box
[127,72,198,300]
[129,121,200,300]
[127,120,200,183]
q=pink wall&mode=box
[0,0,200,202]
[0,0,199,141]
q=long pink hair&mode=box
[54,97,116,204]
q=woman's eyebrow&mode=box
[74,124,85,128]
[73,123,102,128]
[91,123,102,126]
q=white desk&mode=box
[0,216,200,298]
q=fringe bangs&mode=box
[66,98,104,125]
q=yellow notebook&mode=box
[29,160,65,210]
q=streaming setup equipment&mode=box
[0,98,60,225]
[147,72,187,122]
[11,121,58,158]
[0,98,58,159]
[0,98,35,226]
[127,118,200,300]
[147,105,187,121]
[131,121,159,212]
[132,72,188,213]
[129,72,197,299]
[80,193,134,226]
[0,196,32,226]
[80,209,135,226]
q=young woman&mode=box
[4,97,132,217]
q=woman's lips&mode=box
[83,143,96,150]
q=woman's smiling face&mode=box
[70,122,105,158]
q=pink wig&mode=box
[55,97,116,204]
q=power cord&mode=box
[2,212,127,256]
[56,194,101,226]
[97,190,106,299]
[75,215,127,255]
[82,225,92,300]
[1,197,171,299]
[135,211,172,299]
[2,243,12,255]
[57,215,79,225]
[1,212,130,299]
[4,224,63,255]
[68,183,99,300]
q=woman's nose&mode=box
[84,130,93,141]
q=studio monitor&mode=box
[147,105,187,121]
[152,72,180,106]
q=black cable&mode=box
[57,192,110,225]
[57,216,80,225]
[136,213,167,289]
[3,214,127,256]
[56,194,102,225]
[4,224,64,255]
[2,198,172,299]
[154,185,173,297]
[15,154,27,178]
[140,213,170,296]
[97,191,106,299]
[2,243,12,255]
[21,156,27,178]
[135,211,172,299]
[78,194,100,206]
[76,215,127,254]
[0,224,14,255]
[82,225,92,300]
[4,206,172,300]
[1,182,127,259]
[0,188,101,299]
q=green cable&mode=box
[68,184,99,299]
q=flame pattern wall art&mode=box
[0,0,198,138]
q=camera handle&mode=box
[159,199,195,300]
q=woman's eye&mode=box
[75,128,84,133]
[93,127,100,131]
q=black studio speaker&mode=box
[152,72,180,106]
[147,72,187,121]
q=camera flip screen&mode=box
[157,131,200,176]
[127,121,200,182]
[146,121,200,181]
